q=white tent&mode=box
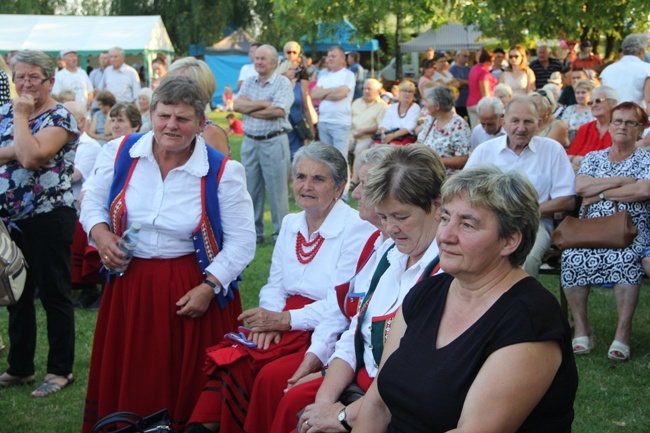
[0,14,174,83]
[401,23,489,53]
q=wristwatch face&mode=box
[338,409,346,422]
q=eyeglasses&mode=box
[285,51,298,55]
[13,75,50,85]
[510,55,520,59]
[611,119,644,128]
[587,98,610,106]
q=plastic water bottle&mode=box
[112,222,141,276]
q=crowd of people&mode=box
[1,30,650,433]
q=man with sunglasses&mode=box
[601,33,650,110]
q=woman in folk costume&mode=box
[79,75,256,432]
[186,142,375,433]
[274,145,447,433]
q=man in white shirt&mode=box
[470,96,507,150]
[311,46,355,159]
[601,33,650,109]
[99,47,141,103]
[237,42,262,90]
[465,95,576,277]
[52,50,94,109]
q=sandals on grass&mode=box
[572,335,595,355]
[608,340,631,361]
[31,374,75,398]
[0,373,35,388]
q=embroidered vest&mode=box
[335,230,382,319]
[355,254,440,371]
[106,133,236,309]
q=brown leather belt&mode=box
[244,130,286,140]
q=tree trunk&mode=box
[395,12,403,80]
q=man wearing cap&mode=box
[99,47,141,103]
[52,50,94,109]
[601,33,650,109]
[572,41,603,70]
[529,44,564,89]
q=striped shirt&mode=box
[238,73,294,136]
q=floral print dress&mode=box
[561,104,594,143]
[417,113,471,175]
[0,103,78,222]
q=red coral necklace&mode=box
[296,232,325,264]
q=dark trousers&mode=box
[7,206,76,377]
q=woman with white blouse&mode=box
[186,142,375,433]
[80,76,256,432]
[376,81,420,145]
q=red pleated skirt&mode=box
[81,254,242,432]
[71,219,102,286]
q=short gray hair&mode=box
[506,95,539,118]
[593,85,619,101]
[425,85,456,112]
[258,45,279,66]
[364,144,446,213]
[151,75,206,120]
[355,144,394,169]
[364,78,381,90]
[10,50,56,79]
[292,142,348,192]
[441,165,540,267]
[110,47,125,58]
[477,97,505,118]
[494,83,513,98]
[621,33,648,56]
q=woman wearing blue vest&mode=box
[79,75,256,432]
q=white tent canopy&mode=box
[0,14,174,83]
[0,14,173,55]
[401,23,488,53]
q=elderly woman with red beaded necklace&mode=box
[186,141,375,433]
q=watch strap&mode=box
[203,279,218,290]
[339,408,352,432]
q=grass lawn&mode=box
[1,112,649,432]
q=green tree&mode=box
[110,0,253,54]
[0,0,65,14]
[457,0,650,58]
[273,0,453,78]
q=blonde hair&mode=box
[168,57,216,108]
